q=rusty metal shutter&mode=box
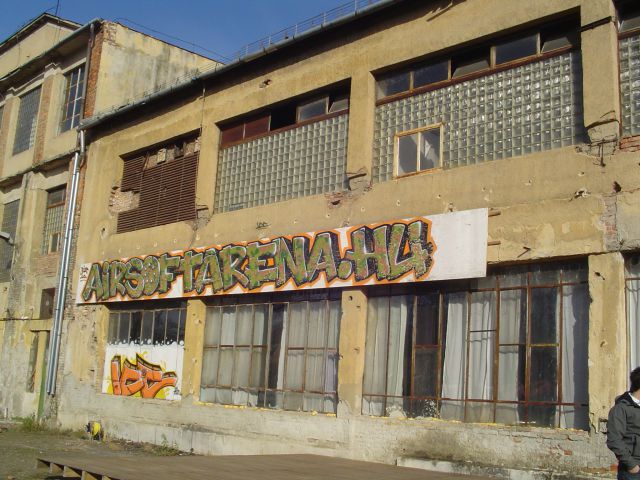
[116,154,198,233]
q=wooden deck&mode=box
[36,453,491,479]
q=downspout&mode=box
[45,22,95,396]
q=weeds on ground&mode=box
[17,415,46,432]
[151,434,181,456]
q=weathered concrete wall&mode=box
[0,23,76,78]
[92,22,217,117]
[48,0,640,475]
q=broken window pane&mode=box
[419,128,441,170]
[452,49,490,78]
[530,288,558,344]
[130,311,142,344]
[297,97,327,121]
[397,133,418,175]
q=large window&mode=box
[362,262,589,429]
[619,2,640,137]
[117,135,199,233]
[373,18,584,182]
[201,291,340,413]
[215,86,349,213]
[42,186,66,254]
[60,65,85,132]
[108,304,186,347]
[13,87,41,155]
[0,200,19,282]
[626,254,640,368]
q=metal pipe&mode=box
[45,130,84,395]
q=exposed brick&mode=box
[83,27,104,119]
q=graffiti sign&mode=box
[110,354,177,398]
[79,209,487,303]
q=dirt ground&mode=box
[0,421,177,480]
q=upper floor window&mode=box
[396,125,442,176]
[13,87,41,155]
[376,19,578,100]
[0,200,19,282]
[117,134,199,234]
[618,0,640,34]
[42,186,66,254]
[201,291,340,413]
[60,65,85,132]
[219,86,349,148]
[362,261,589,430]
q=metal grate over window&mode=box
[60,65,85,132]
[13,87,41,155]
[42,187,66,254]
[362,262,589,430]
[201,291,340,413]
[0,200,19,282]
[215,114,348,213]
[620,33,640,137]
[373,52,585,182]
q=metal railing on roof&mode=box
[229,0,384,60]
[87,0,390,125]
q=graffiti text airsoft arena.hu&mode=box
[78,209,488,303]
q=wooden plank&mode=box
[36,454,490,480]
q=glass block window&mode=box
[0,200,19,282]
[215,114,348,212]
[201,291,340,413]
[362,261,589,430]
[13,87,41,155]
[42,186,66,254]
[60,65,85,132]
[373,52,585,182]
[626,254,640,368]
[620,33,640,137]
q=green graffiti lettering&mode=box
[100,262,110,301]
[387,223,413,280]
[245,241,278,290]
[346,226,391,281]
[142,256,160,296]
[307,232,339,283]
[158,254,181,294]
[274,237,309,287]
[195,248,224,294]
[180,250,203,293]
[406,221,434,277]
[82,263,104,302]
[219,245,248,290]
[109,261,127,298]
[124,258,144,298]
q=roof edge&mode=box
[0,13,81,56]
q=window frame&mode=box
[59,64,85,133]
[375,18,579,104]
[361,262,589,429]
[200,290,341,413]
[42,186,66,254]
[393,124,444,178]
[13,86,42,155]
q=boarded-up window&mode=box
[13,87,41,155]
[42,186,66,254]
[117,135,199,234]
[0,200,19,282]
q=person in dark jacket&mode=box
[608,367,640,479]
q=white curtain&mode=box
[362,297,389,416]
[466,291,496,423]
[441,293,467,421]
[560,284,589,429]
[496,289,524,424]
[385,296,409,415]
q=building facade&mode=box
[30,0,640,475]
[0,13,214,419]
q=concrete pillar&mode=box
[337,288,368,417]
[344,70,376,191]
[33,64,58,165]
[588,252,627,431]
[182,299,206,400]
[580,1,620,149]
[196,116,218,215]
[0,93,17,177]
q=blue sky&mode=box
[0,0,349,62]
